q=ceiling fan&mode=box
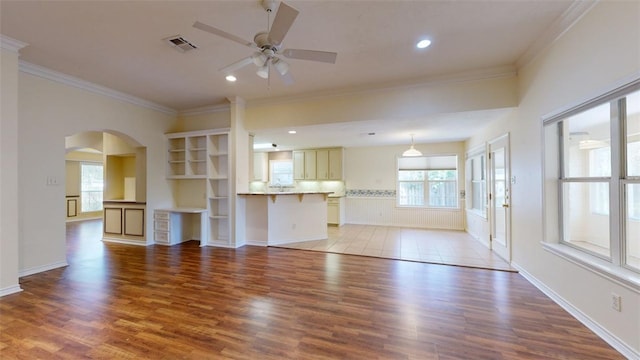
[193,0,337,83]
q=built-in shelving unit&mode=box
[165,129,232,247]
[166,133,207,178]
[207,132,230,246]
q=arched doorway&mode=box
[65,131,148,249]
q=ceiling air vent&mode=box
[164,35,197,53]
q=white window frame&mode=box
[397,155,459,209]
[465,146,487,218]
[542,78,640,290]
[80,162,103,213]
[269,159,294,187]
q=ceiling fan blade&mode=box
[281,49,337,64]
[219,56,254,73]
[268,2,299,45]
[193,21,255,48]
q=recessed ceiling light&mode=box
[416,39,431,49]
[288,130,297,134]
[225,75,237,82]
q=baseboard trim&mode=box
[0,284,23,297]
[514,263,638,359]
[102,237,149,246]
[19,261,69,277]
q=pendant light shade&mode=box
[402,134,422,157]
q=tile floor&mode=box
[275,224,516,272]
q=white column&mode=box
[0,35,28,296]
[227,96,250,247]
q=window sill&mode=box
[542,242,640,293]
[465,208,487,219]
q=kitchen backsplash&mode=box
[249,180,346,196]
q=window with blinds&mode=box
[397,155,458,208]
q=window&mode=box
[81,163,103,212]
[269,159,294,186]
[544,83,640,273]
[466,151,486,216]
[398,155,458,208]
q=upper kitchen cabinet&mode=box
[316,148,343,180]
[253,152,268,182]
[293,150,317,180]
[294,148,343,181]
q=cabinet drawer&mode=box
[154,219,169,231]
[154,211,170,220]
[154,231,169,244]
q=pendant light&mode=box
[402,134,422,157]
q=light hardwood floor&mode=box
[0,220,623,359]
[276,224,516,272]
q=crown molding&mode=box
[18,61,177,115]
[0,34,28,53]
[516,0,598,69]
[178,103,230,117]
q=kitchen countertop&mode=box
[238,191,334,196]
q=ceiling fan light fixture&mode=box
[272,58,289,76]
[225,75,237,82]
[252,52,268,66]
[256,63,269,79]
[402,134,422,157]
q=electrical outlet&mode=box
[611,293,622,312]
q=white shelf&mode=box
[167,130,232,247]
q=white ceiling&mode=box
[1,0,580,149]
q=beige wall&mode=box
[0,46,21,295]
[16,69,176,276]
[468,1,640,354]
[345,142,465,191]
[245,75,517,130]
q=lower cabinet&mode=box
[327,197,345,226]
[154,210,171,245]
[103,201,146,245]
[154,208,208,246]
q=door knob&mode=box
[502,204,509,208]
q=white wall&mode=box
[17,68,176,276]
[468,2,640,355]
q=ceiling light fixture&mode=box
[272,58,290,76]
[402,134,422,157]
[252,52,268,66]
[288,130,296,134]
[416,39,431,49]
[256,61,270,79]
[225,75,237,82]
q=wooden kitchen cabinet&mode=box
[294,147,343,180]
[293,150,317,180]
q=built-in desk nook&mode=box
[238,192,332,246]
[154,208,208,246]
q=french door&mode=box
[488,134,511,262]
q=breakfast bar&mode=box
[238,192,332,246]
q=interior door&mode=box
[489,134,511,262]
